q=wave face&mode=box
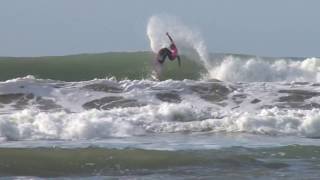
[0,52,205,81]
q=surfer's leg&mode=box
[157,48,170,64]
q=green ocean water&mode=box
[0,52,206,81]
[0,145,319,178]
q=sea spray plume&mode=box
[146,15,211,70]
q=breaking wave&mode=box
[209,56,320,82]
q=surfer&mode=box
[156,32,181,67]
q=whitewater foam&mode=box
[1,76,320,141]
[1,103,320,141]
[209,56,320,82]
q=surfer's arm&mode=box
[166,32,174,43]
[177,55,181,67]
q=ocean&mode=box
[0,51,320,179]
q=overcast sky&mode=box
[0,0,319,57]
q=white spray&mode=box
[146,15,211,70]
[146,15,320,83]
